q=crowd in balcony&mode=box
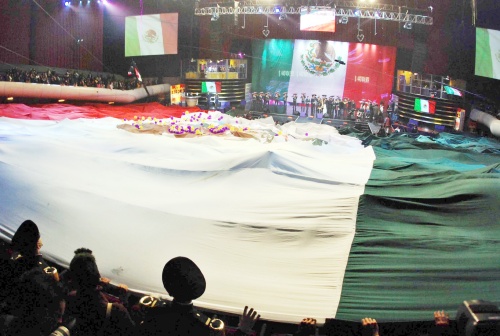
[0,68,144,90]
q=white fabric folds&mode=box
[0,114,375,323]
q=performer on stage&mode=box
[274,92,280,113]
[263,92,270,112]
[257,92,264,112]
[282,92,288,114]
[326,96,334,118]
[292,93,298,114]
[300,93,306,114]
[251,92,257,111]
[340,98,346,120]
[305,95,310,115]
[311,94,318,117]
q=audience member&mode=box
[1,220,53,314]
[139,256,214,335]
[361,317,380,336]
[140,256,261,336]
[2,267,74,336]
[294,317,317,336]
[66,251,135,336]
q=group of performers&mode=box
[250,92,387,122]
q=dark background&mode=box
[0,0,499,105]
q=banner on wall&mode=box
[251,39,397,106]
[170,84,185,105]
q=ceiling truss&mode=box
[194,2,433,25]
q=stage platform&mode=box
[245,110,373,133]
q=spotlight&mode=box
[354,8,361,16]
[211,13,220,21]
[64,1,71,6]
[273,6,281,13]
[403,21,412,29]
[374,10,381,18]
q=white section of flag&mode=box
[136,14,165,56]
[0,116,375,324]
[486,29,500,80]
[287,40,349,99]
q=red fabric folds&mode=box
[0,103,203,120]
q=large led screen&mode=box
[251,39,396,105]
[300,8,336,33]
[125,13,178,57]
[475,27,500,80]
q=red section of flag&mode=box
[343,43,397,105]
[215,82,221,93]
[429,100,436,114]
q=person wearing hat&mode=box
[310,94,317,117]
[251,92,257,112]
[4,220,51,296]
[292,94,298,114]
[139,256,212,335]
[305,95,311,115]
[65,251,135,336]
[300,93,306,114]
[140,257,261,336]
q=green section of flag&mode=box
[444,85,462,96]
[336,134,500,321]
[125,16,141,57]
[475,27,494,79]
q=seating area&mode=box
[1,234,499,336]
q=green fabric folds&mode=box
[336,132,500,321]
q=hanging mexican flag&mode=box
[414,98,435,114]
[444,85,462,97]
[475,27,500,80]
[201,82,221,93]
[125,13,178,57]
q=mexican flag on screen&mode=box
[125,13,178,57]
[444,85,462,96]
[414,98,435,114]
[201,82,221,93]
[475,27,500,80]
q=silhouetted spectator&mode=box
[66,251,135,336]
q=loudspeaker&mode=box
[455,300,500,336]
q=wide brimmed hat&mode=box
[162,257,206,302]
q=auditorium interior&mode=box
[0,1,499,336]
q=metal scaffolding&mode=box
[194,2,433,25]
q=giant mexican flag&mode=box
[0,104,499,324]
[125,13,178,57]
